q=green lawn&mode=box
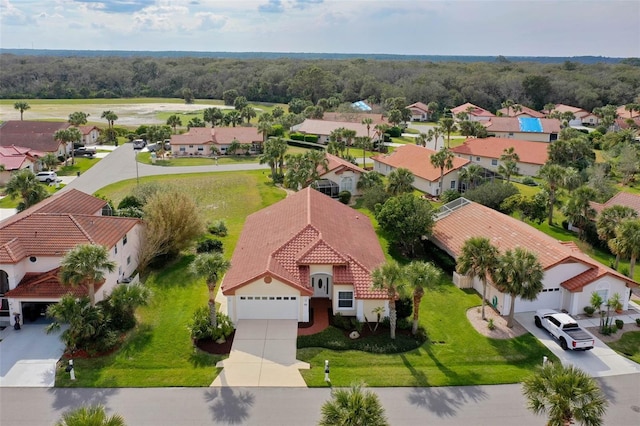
[0,184,64,208]
[55,171,286,387]
[136,152,259,166]
[608,330,640,363]
[56,157,100,176]
[298,281,555,387]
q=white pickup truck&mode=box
[534,309,595,351]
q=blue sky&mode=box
[1,0,638,57]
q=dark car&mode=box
[73,147,97,157]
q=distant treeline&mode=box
[1,53,639,112]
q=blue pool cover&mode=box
[519,117,543,132]
[351,101,372,111]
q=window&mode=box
[341,177,353,192]
[476,156,480,161]
[114,246,118,255]
[338,291,354,308]
[127,256,131,265]
[197,146,204,151]
[189,145,194,148]
[491,159,498,166]
[450,180,456,189]
[179,146,186,152]
[123,234,128,245]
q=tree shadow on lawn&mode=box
[204,387,255,425]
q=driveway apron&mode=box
[211,320,309,387]
[0,323,65,387]
[515,312,640,377]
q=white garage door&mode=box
[236,295,299,320]
[514,287,562,312]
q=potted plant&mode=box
[583,306,595,317]
[608,293,623,314]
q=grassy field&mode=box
[298,281,555,387]
[55,171,286,387]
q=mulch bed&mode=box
[195,331,235,355]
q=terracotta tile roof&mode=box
[324,153,366,175]
[372,144,470,182]
[451,103,495,117]
[590,192,640,216]
[222,187,386,299]
[0,153,30,170]
[4,267,105,299]
[613,117,640,130]
[617,105,640,119]
[0,121,70,152]
[408,102,431,113]
[295,119,371,138]
[496,105,545,118]
[322,112,387,125]
[78,125,99,135]
[170,127,261,146]
[432,200,637,292]
[451,137,548,165]
[484,117,561,134]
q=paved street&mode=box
[1,373,639,425]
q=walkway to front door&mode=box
[211,320,309,387]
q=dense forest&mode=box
[1,54,639,112]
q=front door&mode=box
[311,274,330,298]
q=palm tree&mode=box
[386,167,414,195]
[439,117,457,148]
[362,117,373,139]
[371,261,405,340]
[613,219,640,278]
[538,163,567,226]
[203,107,223,128]
[257,118,273,143]
[41,152,59,171]
[14,101,30,120]
[190,253,230,327]
[101,110,118,144]
[491,247,544,328]
[342,129,357,157]
[355,136,372,168]
[54,127,82,165]
[498,146,520,183]
[416,132,427,147]
[46,295,106,353]
[562,186,597,240]
[68,111,89,126]
[319,382,389,426]
[241,105,257,124]
[306,149,329,182]
[373,124,389,152]
[4,169,49,211]
[596,206,637,269]
[459,164,483,191]
[56,405,126,426]
[259,137,287,180]
[501,99,514,116]
[404,261,441,335]
[456,237,499,321]
[59,244,116,307]
[166,114,182,134]
[225,110,242,127]
[430,148,455,196]
[356,171,383,192]
[522,363,607,426]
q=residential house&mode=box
[0,189,142,326]
[590,192,640,217]
[616,105,640,119]
[221,187,388,323]
[496,104,545,119]
[372,144,470,196]
[292,119,380,144]
[451,137,549,177]
[431,198,637,316]
[612,117,640,132]
[407,102,431,122]
[0,121,72,159]
[78,125,100,146]
[321,112,387,126]
[547,104,599,126]
[484,117,561,142]
[170,127,262,156]
[0,145,44,184]
[450,103,495,122]
[314,153,367,198]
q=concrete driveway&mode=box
[211,320,309,387]
[515,312,640,377]
[0,323,65,387]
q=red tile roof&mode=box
[408,102,431,113]
[451,137,548,165]
[617,105,640,119]
[4,267,105,299]
[222,187,387,299]
[451,103,495,117]
[78,125,99,135]
[484,117,562,134]
[0,121,70,152]
[372,144,470,182]
[496,105,545,118]
[170,127,262,146]
[432,200,637,292]
[324,153,366,175]
[590,192,640,216]
[322,112,387,125]
[295,119,371,138]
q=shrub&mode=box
[188,306,214,341]
[440,189,461,203]
[332,312,352,330]
[351,317,364,333]
[397,317,412,330]
[521,176,536,186]
[487,318,496,330]
[464,181,519,212]
[117,195,143,209]
[387,126,402,137]
[196,238,223,253]
[583,306,595,317]
[615,319,624,330]
[361,185,390,212]
[212,312,234,341]
[208,220,228,237]
[338,190,351,204]
[117,206,144,218]
[395,297,413,320]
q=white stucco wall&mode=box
[358,299,387,322]
[373,160,456,196]
[490,131,554,143]
[460,155,542,177]
[567,277,631,315]
[309,265,333,275]
[333,284,356,316]
[321,169,362,196]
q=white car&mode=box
[35,171,58,183]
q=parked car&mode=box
[146,142,159,152]
[73,147,97,157]
[132,139,146,150]
[35,171,58,183]
[534,309,595,351]
[163,139,171,150]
